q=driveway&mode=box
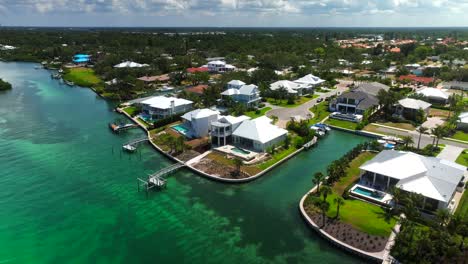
[421,117,445,130]
[266,80,351,122]
[437,145,464,162]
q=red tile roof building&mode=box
[399,75,435,85]
[186,84,208,95]
[187,67,209,73]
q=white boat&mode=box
[310,126,326,136]
[122,144,137,152]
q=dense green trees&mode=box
[0,78,12,90]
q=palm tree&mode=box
[416,126,428,149]
[319,200,330,227]
[233,158,243,177]
[432,125,446,148]
[321,185,332,202]
[334,197,345,219]
[402,135,414,148]
[312,172,324,195]
[435,209,451,227]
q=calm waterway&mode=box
[0,62,368,264]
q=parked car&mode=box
[317,97,323,103]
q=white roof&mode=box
[398,98,431,110]
[181,108,219,121]
[270,80,301,94]
[227,80,246,86]
[294,74,325,86]
[208,60,226,65]
[217,115,251,126]
[221,84,258,96]
[459,112,468,124]
[232,116,288,144]
[114,61,149,68]
[416,87,449,100]
[141,96,193,110]
[360,150,465,202]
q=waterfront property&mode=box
[210,115,251,147]
[73,54,91,64]
[140,96,193,120]
[232,116,288,152]
[221,84,261,107]
[358,150,466,212]
[180,108,220,138]
[329,82,389,115]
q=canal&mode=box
[0,62,368,263]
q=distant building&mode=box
[457,112,468,131]
[416,87,449,104]
[227,80,246,90]
[442,81,468,91]
[187,67,209,74]
[114,61,149,68]
[140,96,193,120]
[207,61,236,73]
[399,75,434,86]
[186,84,209,95]
[221,84,261,107]
[137,74,170,84]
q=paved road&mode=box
[266,80,352,121]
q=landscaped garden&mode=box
[244,107,272,119]
[451,131,468,142]
[64,67,102,87]
[324,118,359,130]
[267,95,318,108]
[455,149,468,166]
[308,101,330,124]
[123,106,140,117]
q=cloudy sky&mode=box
[0,0,467,27]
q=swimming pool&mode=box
[172,124,190,134]
[232,147,250,155]
[352,186,384,200]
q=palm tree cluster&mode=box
[390,190,468,263]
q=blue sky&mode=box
[0,0,466,27]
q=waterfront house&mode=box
[211,115,251,146]
[140,96,193,120]
[181,109,219,138]
[416,87,449,104]
[394,98,431,120]
[231,116,288,152]
[358,150,465,212]
[221,84,261,107]
[207,60,236,73]
[329,82,389,114]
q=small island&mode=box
[0,78,12,90]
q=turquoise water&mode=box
[0,62,369,264]
[353,187,384,200]
[232,147,251,155]
[172,124,190,134]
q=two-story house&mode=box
[221,84,262,107]
[211,115,251,146]
[329,82,389,114]
[140,96,193,120]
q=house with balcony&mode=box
[221,84,262,107]
[329,82,389,114]
[211,115,251,146]
[140,96,193,120]
[356,150,465,212]
[207,60,236,73]
[227,80,246,90]
[181,109,220,138]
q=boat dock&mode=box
[109,122,138,133]
[122,137,148,152]
[138,163,186,194]
[303,136,318,150]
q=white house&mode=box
[181,109,220,138]
[227,80,246,90]
[221,84,261,107]
[114,61,149,68]
[211,115,251,146]
[140,96,193,120]
[359,150,465,211]
[270,80,304,95]
[294,74,325,88]
[457,112,468,131]
[395,98,431,120]
[207,60,236,73]
[232,116,288,152]
[416,87,449,104]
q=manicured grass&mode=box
[267,95,318,108]
[308,101,330,123]
[123,106,140,116]
[455,149,468,166]
[244,107,272,119]
[362,124,393,136]
[63,67,102,87]
[376,122,415,131]
[333,152,377,195]
[429,108,452,118]
[256,146,298,170]
[324,192,397,237]
[136,117,151,128]
[451,131,468,142]
[455,189,468,218]
[325,118,358,130]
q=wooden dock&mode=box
[303,136,318,150]
[109,122,138,133]
[122,137,148,152]
[137,163,186,194]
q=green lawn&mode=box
[333,152,377,195]
[244,107,272,119]
[325,118,359,130]
[451,131,468,142]
[267,95,318,108]
[323,192,397,237]
[362,124,393,136]
[123,106,140,116]
[376,122,416,131]
[455,189,468,218]
[455,149,468,166]
[257,146,298,170]
[63,67,102,87]
[308,101,330,124]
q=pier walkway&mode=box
[138,163,186,194]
